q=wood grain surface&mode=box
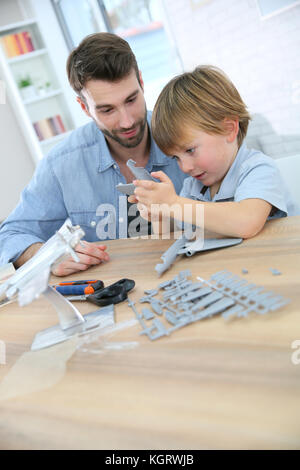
[0,216,300,450]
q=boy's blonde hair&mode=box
[152,65,251,153]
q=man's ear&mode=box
[223,118,239,143]
[138,70,144,92]
[76,95,90,117]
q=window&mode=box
[257,0,300,19]
[51,0,182,107]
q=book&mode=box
[3,34,19,57]
[47,117,59,136]
[17,32,28,53]
[38,118,55,140]
[55,114,66,133]
[33,122,44,141]
[22,31,34,52]
[14,33,24,54]
[0,37,10,57]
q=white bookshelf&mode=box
[0,16,74,164]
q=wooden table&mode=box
[0,216,300,450]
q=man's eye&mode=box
[127,96,137,103]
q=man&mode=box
[0,33,186,276]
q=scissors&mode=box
[65,278,135,306]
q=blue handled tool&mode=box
[53,279,104,295]
[66,278,135,306]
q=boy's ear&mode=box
[223,118,239,143]
[76,95,91,117]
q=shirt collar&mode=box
[95,111,170,173]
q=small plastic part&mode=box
[269,268,282,276]
[126,159,157,182]
[116,183,135,196]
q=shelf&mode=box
[23,89,63,105]
[40,131,72,147]
[0,19,38,34]
[7,48,47,63]
[0,9,75,163]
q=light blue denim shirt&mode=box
[180,143,299,218]
[0,112,187,265]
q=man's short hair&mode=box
[67,32,140,95]
[152,65,251,153]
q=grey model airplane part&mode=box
[126,158,157,181]
[155,236,189,276]
[116,183,135,196]
[116,159,157,195]
[0,219,116,351]
[0,218,84,307]
[127,269,290,341]
[155,236,243,276]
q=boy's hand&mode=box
[133,171,178,221]
[51,241,109,276]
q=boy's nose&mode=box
[181,157,195,174]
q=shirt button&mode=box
[90,221,96,227]
[119,217,124,223]
[113,164,117,169]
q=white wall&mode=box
[0,91,35,221]
[163,0,300,158]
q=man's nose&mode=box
[118,108,135,129]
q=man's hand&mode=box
[51,241,109,277]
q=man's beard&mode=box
[100,108,147,149]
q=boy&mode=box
[129,65,296,238]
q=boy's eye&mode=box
[186,148,195,154]
[171,155,179,161]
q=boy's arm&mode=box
[170,197,272,239]
[133,171,272,239]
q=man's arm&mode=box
[13,240,110,276]
[14,242,43,268]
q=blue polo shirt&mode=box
[0,111,187,265]
[180,143,298,218]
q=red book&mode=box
[17,32,28,53]
[13,33,24,54]
[22,31,34,52]
[55,114,66,133]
